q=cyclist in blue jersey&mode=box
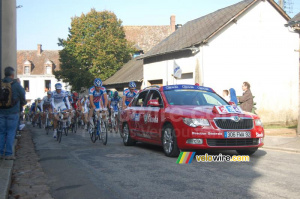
[110,91,121,113]
[88,78,108,127]
[122,81,138,109]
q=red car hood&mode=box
[166,105,257,120]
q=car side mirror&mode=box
[228,101,236,106]
[147,99,160,107]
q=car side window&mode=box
[145,90,163,107]
[132,91,148,107]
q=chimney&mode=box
[170,15,176,32]
[37,44,42,55]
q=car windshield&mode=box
[164,89,228,106]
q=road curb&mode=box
[262,146,300,153]
[0,137,18,199]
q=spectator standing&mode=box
[238,82,253,112]
[229,88,238,105]
[0,66,26,160]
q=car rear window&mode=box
[164,90,228,106]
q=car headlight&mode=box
[255,119,263,126]
[183,118,210,127]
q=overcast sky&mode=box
[16,0,300,50]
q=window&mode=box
[46,66,52,74]
[132,91,148,107]
[45,80,51,92]
[145,90,163,107]
[164,90,227,106]
[23,60,31,75]
[24,66,30,74]
[23,80,29,92]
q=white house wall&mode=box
[143,57,197,88]
[198,1,299,124]
[18,75,70,104]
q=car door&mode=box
[143,90,164,144]
[129,90,148,139]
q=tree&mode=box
[55,9,135,92]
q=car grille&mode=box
[214,118,253,129]
[207,138,259,146]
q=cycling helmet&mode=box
[47,91,52,95]
[55,83,62,89]
[129,81,136,88]
[73,92,78,97]
[65,91,70,96]
[94,78,102,87]
[37,97,41,101]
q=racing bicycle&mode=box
[56,109,69,143]
[89,110,108,145]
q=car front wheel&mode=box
[162,124,180,157]
[123,123,135,146]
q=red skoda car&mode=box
[120,85,264,157]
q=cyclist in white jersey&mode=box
[51,83,71,138]
[40,91,53,128]
[81,95,90,129]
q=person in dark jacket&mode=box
[238,82,253,112]
[0,66,26,160]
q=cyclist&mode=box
[122,81,138,109]
[81,95,90,129]
[40,91,53,128]
[110,91,121,132]
[110,91,121,114]
[88,78,108,129]
[64,91,74,127]
[51,83,71,138]
[32,98,42,126]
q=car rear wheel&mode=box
[123,123,135,146]
[162,124,180,157]
[236,148,258,156]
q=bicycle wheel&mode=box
[38,116,42,128]
[90,125,97,143]
[45,117,48,135]
[114,119,119,134]
[74,118,78,133]
[101,121,107,145]
[64,127,68,136]
[58,130,62,143]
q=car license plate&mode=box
[224,131,251,138]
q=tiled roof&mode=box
[103,58,143,85]
[124,25,172,53]
[17,50,60,75]
[143,0,289,59]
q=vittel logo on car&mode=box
[231,116,241,122]
[182,85,195,89]
[165,86,179,90]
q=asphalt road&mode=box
[31,126,300,199]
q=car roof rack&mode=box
[143,85,160,90]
